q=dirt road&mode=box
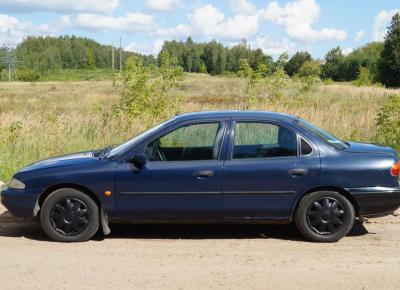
[0,204,400,290]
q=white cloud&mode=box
[156,4,259,40]
[0,14,33,44]
[37,15,71,34]
[373,9,400,41]
[249,34,296,56]
[0,14,71,45]
[354,30,364,42]
[145,0,181,11]
[342,47,353,55]
[0,0,119,14]
[229,0,257,15]
[74,13,154,32]
[263,0,346,43]
[125,39,164,55]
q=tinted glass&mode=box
[233,122,297,159]
[146,123,221,161]
[297,119,348,150]
[301,138,313,155]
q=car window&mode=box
[146,122,222,161]
[233,122,297,159]
[297,119,348,150]
[300,138,313,155]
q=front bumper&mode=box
[346,186,400,217]
[1,187,42,218]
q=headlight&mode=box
[0,181,6,191]
[9,178,26,189]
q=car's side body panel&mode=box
[1,111,400,223]
[114,160,224,220]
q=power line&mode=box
[1,29,21,82]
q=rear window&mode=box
[297,119,348,150]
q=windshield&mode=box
[297,119,348,150]
[107,118,175,158]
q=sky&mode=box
[0,0,399,58]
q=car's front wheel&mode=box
[295,191,355,242]
[40,188,99,242]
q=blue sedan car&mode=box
[2,111,400,242]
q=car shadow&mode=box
[0,210,368,242]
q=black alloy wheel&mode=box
[295,191,355,242]
[50,198,90,236]
[306,197,345,235]
[40,188,99,242]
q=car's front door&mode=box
[115,121,227,221]
[222,120,320,221]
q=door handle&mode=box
[288,168,308,176]
[193,170,214,178]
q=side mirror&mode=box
[128,153,147,169]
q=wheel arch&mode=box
[292,186,360,218]
[37,183,102,211]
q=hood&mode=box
[345,142,398,156]
[18,151,99,173]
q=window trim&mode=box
[298,136,314,157]
[144,121,227,163]
[229,120,299,160]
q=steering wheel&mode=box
[152,141,167,161]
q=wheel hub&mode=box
[50,198,90,236]
[306,197,345,235]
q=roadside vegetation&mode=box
[0,73,398,182]
[1,14,400,183]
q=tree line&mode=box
[0,35,156,74]
[1,13,400,87]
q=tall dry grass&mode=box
[0,74,398,181]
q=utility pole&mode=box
[111,42,115,71]
[1,29,20,82]
[119,37,122,73]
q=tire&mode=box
[295,191,355,243]
[40,188,99,242]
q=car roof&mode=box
[174,110,297,122]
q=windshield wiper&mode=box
[95,146,113,159]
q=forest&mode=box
[1,14,400,87]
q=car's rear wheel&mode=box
[40,188,99,242]
[295,191,355,242]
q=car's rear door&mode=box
[115,120,228,221]
[222,119,320,221]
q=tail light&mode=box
[391,161,400,176]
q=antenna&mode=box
[1,29,20,82]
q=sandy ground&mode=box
[0,204,400,290]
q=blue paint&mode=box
[2,111,400,222]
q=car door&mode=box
[222,120,320,221]
[114,121,227,221]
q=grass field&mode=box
[0,73,398,181]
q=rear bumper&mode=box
[1,187,42,218]
[346,186,400,217]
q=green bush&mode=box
[118,51,184,120]
[17,69,41,82]
[297,60,321,78]
[354,67,372,87]
[376,94,400,153]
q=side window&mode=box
[233,122,297,159]
[145,122,222,161]
[300,138,313,155]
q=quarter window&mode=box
[146,122,223,161]
[233,122,297,159]
[300,138,313,155]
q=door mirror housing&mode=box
[128,153,147,169]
